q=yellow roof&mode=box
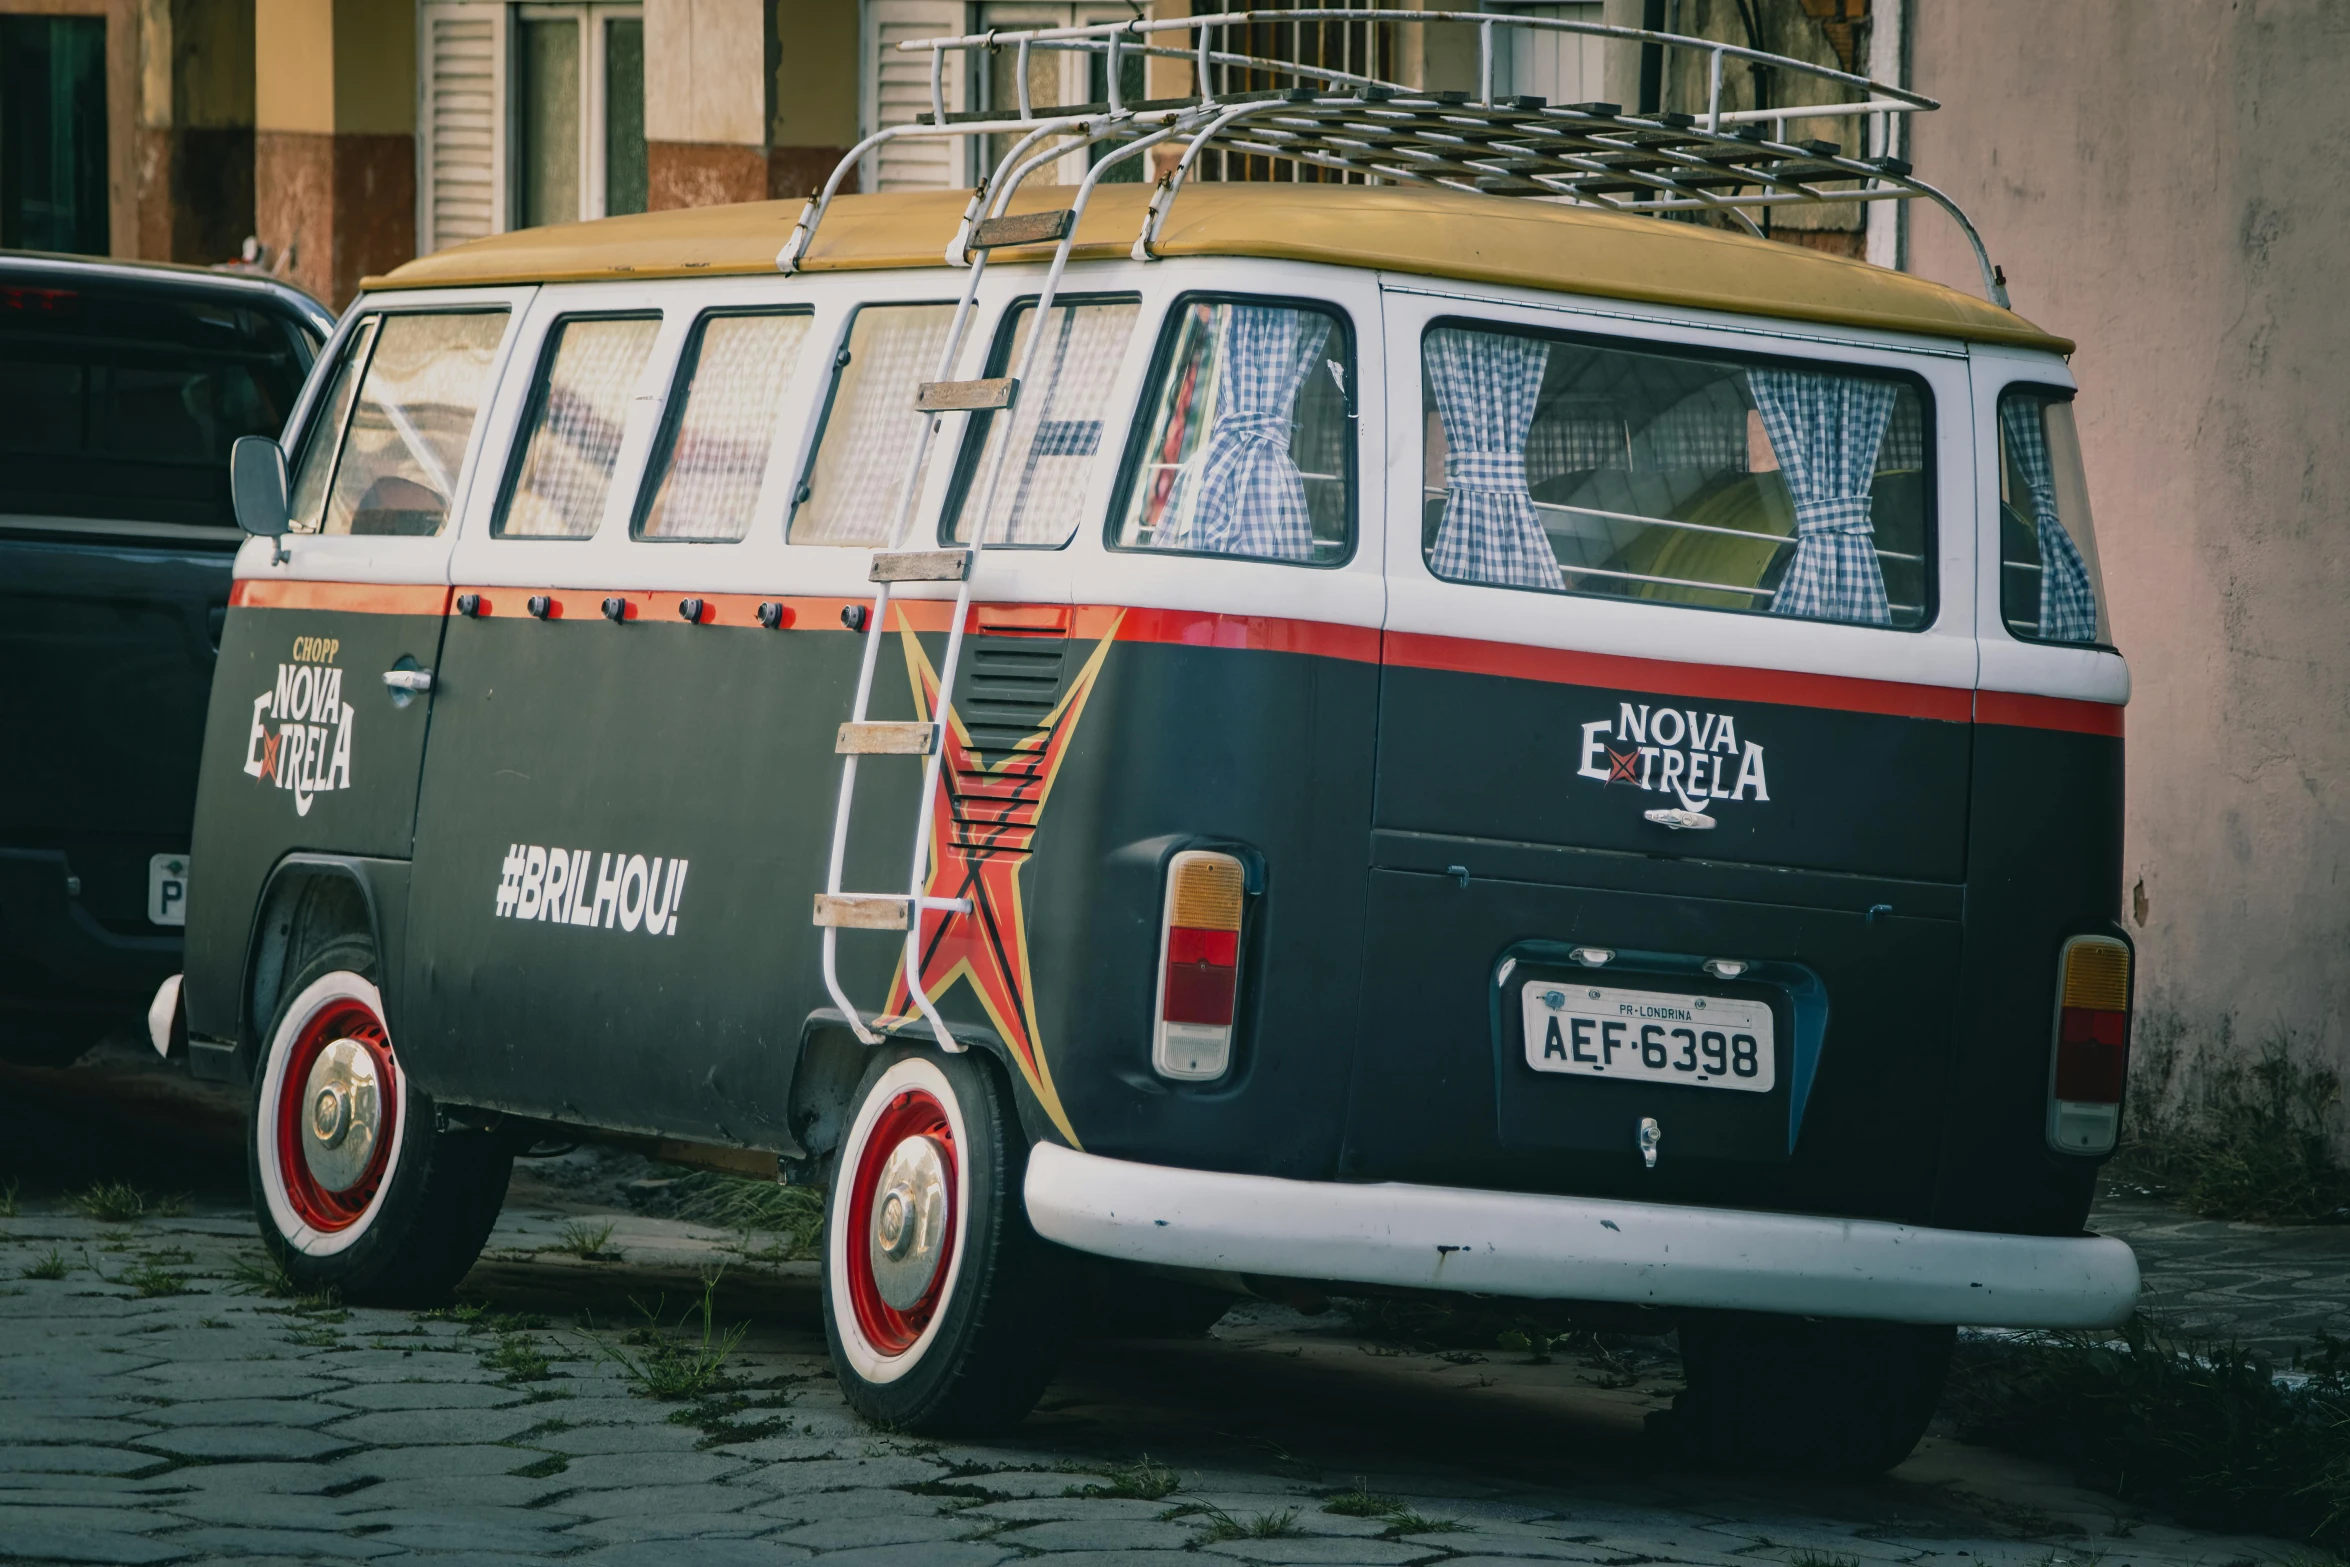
[370,183,2069,355]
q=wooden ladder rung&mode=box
[971,209,1074,249]
[870,549,970,583]
[916,377,1018,412]
[837,721,937,756]
[813,894,910,931]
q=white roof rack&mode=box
[779,8,2009,309]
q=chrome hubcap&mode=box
[300,1038,381,1192]
[867,1134,949,1311]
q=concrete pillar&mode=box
[1908,3,2350,1119]
[254,0,415,308]
[137,0,256,263]
[644,0,854,208]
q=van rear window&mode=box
[1997,389,2108,647]
[1417,321,1933,630]
[944,296,1138,548]
[0,280,316,529]
[289,310,507,537]
[791,303,956,547]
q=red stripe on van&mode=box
[230,580,451,616]
[1976,689,2126,737]
[1384,631,1976,723]
[1111,607,1382,663]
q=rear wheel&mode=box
[1657,1313,1954,1475]
[822,1048,1067,1434]
[248,939,511,1305]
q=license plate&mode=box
[1522,981,1775,1092]
[148,854,189,927]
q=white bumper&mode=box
[1023,1144,2138,1329]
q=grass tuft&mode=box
[1069,1456,1180,1501]
[553,1218,617,1260]
[1,1178,17,1217]
[2113,1037,2350,1223]
[1195,1505,1303,1541]
[635,1168,825,1259]
[70,1182,188,1222]
[1385,1510,1470,1536]
[120,1262,194,1298]
[1783,1554,1861,1567]
[484,1333,553,1382]
[22,1248,69,1281]
[1948,1312,2350,1550]
[233,1252,299,1297]
[1322,1484,1402,1517]
[590,1273,748,1400]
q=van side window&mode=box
[1111,297,1353,565]
[287,310,507,537]
[495,314,661,538]
[944,296,1138,547]
[1419,320,1933,629]
[635,309,813,541]
[789,303,956,546]
[1996,388,2107,646]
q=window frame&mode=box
[1103,289,1361,572]
[936,289,1143,551]
[1993,380,2112,654]
[1413,312,1941,634]
[785,296,960,549]
[491,308,664,541]
[628,304,816,544]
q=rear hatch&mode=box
[1349,289,1976,1225]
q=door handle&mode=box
[1643,808,1715,831]
[382,668,434,694]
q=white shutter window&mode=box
[865,0,969,191]
[421,2,509,252]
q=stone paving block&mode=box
[745,1486,945,1525]
[550,1449,752,1489]
[140,1397,347,1428]
[0,1521,190,1563]
[0,1398,150,1421]
[131,1423,356,1461]
[161,1492,365,1530]
[323,1379,527,1411]
[565,1540,816,1566]
[1394,1533,1608,1560]
[325,1354,504,1384]
[772,1515,985,1551]
[805,1544,1014,1567]
[1198,1537,1439,1565]
[360,1522,575,1554]
[0,1502,169,1534]
[955,1468,1117,1498]
[162,1526,402,1559]
[319,1404,545,1445]
[962,1496,1182,1523]
[533,1419,711,1455]
[1278,1512,1398,1538]
[124,1364,342,1399]
[997,1515,1206,1551]
[337,1442,556,1480]
[0,1414,162,1444]
[552,1482,762,1519]
[724,1433,861,1464]
[154,1460,355,1495]
[563,1510,777,1543]
[346,1502,586,1531]
[334,1471,576,1510]
[1716,1525,1927,1564]
[0,1443,161,1476]
[745,1454,950,1492]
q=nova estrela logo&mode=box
[241,636,353,817]
[1576,701,1770,814]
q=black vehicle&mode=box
[0,253,329,1063]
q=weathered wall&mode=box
[643,0,854,208]
[254,0,414,306]
[1909,1,2350,1112]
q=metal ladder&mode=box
[811,109,1178,1049]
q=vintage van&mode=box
[177,12,2138,1474]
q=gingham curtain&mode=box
[640,313,811,541]
[502,317,660,538]
[1425,329,1564,590]
[1156,305,1330,560]
[1999,397,2099,642]
[966,301,1135,546]
[1750,368,1897,625]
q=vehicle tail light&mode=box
[1153,850,1245,1081]
[2047,935,2132,1155]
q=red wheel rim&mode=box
[843,1088,959,1356]
[273,995,399,1232]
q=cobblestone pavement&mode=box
[2090,1194,2350,1360]
[0,1048,2331,1567]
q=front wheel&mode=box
[822,1048,1068,1434]
[248,943,511,1305]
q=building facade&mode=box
[2,0,2339,1134]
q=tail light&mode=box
[1153,850,1245,1081]
[2046,935,2132,1154]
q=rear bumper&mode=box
[1023,1144,2138,1329]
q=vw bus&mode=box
[177,12,2138,1474]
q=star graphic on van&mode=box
[1607,747,1641,783]
[877,609,1126,1149]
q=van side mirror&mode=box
[231,436,291,538]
